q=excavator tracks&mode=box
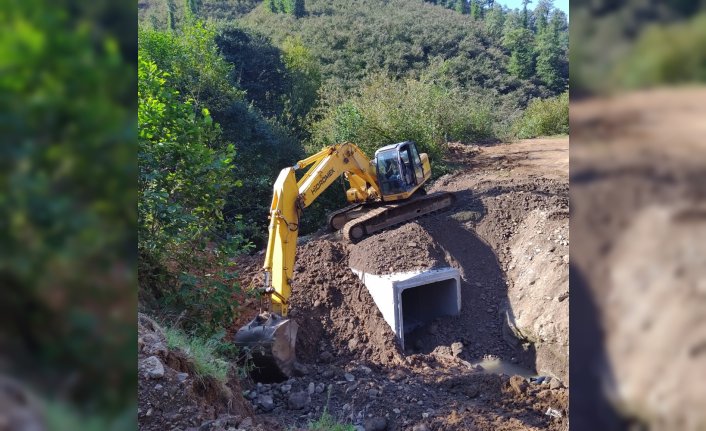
[341,192,456,242]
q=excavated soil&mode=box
[223,137,570,431]
[348,223,447,274]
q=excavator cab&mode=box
[375,141,428,199]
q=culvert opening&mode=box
[351,267,461,350]
[400,279,460,336]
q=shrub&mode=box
[308,74,496,163]
[511,91,568,139]
[615,14,706,88]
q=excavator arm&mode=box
[263,142,380,316]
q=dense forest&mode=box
[138,0,569,339]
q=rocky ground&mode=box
[138,136,570,430]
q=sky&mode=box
[497,0,569,16]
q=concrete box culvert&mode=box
[351,267,461,350]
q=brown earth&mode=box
[570,87,706,431]
[226,136,569,431]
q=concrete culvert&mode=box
[352,268,461,350]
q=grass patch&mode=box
[163,326,230,383]
[308,409,356,431]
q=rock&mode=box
[314,300,321,307]
[451,342,463,357]
[257,394,274,412]
[176,372,189,383]
[545,407,563,418]
[509,375,528,395]
[550,378,564,390]
[320,351,333,363]
[307,382,316,395]
[348,338,359,351]
[562,254,569,264]
[344,373,355,382]
[287,391,311,410]
[140,356,165,379]
[293,362,309,376]
[142,333,168,356]
[412,424,430,431]
[354,426,366,431]
[154,384,163,391]
[358,365,372,374]
[238,417,253,429]
[280,384,292,394]
[368,389,379,397]
[322,368,334,378]
[364,416,387,431]
[422,412,430,419]
[462,384,479,398]
[315,383,325,394]
[389,370,405,381]
[246,390,258,400]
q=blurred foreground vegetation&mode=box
[571,0,706,95]
[0,0,136,428]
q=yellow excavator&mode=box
[234,141,454,380]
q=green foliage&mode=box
[571,1,706,95]
[503,12,536,80]
[308,388,355,431]
[282,36,322,130]
[309,74,496,163]
[308,410,356,431]
[266,0,305,17]
[44,400,135,431]
[0,0,136,422]
[138,57,235,259]
[239,0,560,99]
[456,0,469,15]
[139,20,242,110]
[535,10,569,91]
[512,91,568,139]
[615,13,706,88]
[164,326,231,383]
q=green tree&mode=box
[294,0,306,17]
[456,0,469,15]
[532,0,552,33]
[503,11,536,79]
[485,3,506,38]
[281,36,321,129]
[535,9,568,91]
[470,0,482,19]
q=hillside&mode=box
[140,0,568,103]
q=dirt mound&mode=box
[348,222,447,274]
[288,240,404,367]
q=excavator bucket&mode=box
[233,312,298,382]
